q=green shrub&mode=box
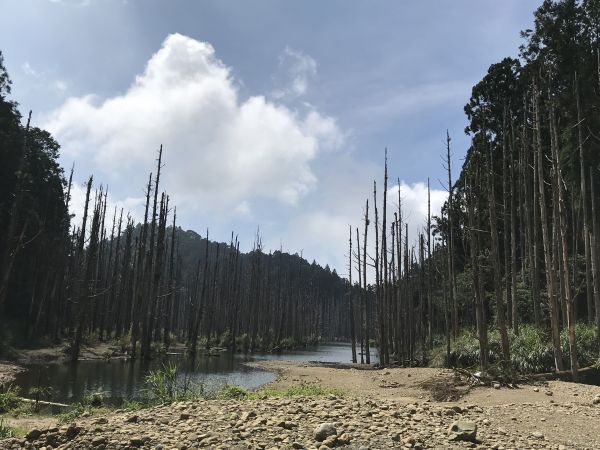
[58,403,88,423]
[0,385,21,413]
[82,391,104,408]
[143,363,204,404]
[215,384,249,400]
[560,323,599,368]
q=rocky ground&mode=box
[2,361,600,449]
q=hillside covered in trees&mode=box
[346,0,600,380]
[0,53,352,361]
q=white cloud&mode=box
[22,62,41,78]
[44,33,344,214]
[271,155,446,281]
[68,181,145,231]
[271,47,317,100]
[55,80,68,91]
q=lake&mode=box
[14,342,378,405]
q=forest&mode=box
[345,0,600,381]
[0,58,353,361]
[2,0,600,383]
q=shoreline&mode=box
[1,360,600,449]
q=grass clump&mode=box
[215,382,346,401]
[144,363,204,404]
[0,418,25,438]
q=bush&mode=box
[0,385,21,413]
[215,384,250,400]
[82,391,104,408]
[143,363,204,404]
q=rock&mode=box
[240,410,257,421]
[179,413,191,420]
[65,425,80,440]
[26,429,42,440]
[125,414,140,423]
[322,434,337,447]
[448,420,477,442]
[533,387,539,392]
[592,395,600,405]
[130,437,145,447]
[492,382,501,389]
[531,431,544,439]
[291,443,304,449]
[314,422,337,442]
[92,436,107,446]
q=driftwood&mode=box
[530,365,599,382]
[18,397,70,408]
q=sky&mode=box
[0,0,543,276]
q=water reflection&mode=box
[14,342,378,405]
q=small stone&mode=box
[92,436,107,446]
[531,431,544,439]
[125,415,139,423]
[492,382,501,389]
[448,420,477,442]
[130,437,145,447]
[26,429,42,440]
[314,423,336,442]
[240,410,257,421]
[179,413,190,420]
[322,435,337,447]
[592,395,600,405]
[533,387,539,392]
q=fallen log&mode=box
[18,397,70,408]
[530,365,599,382]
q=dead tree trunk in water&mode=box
[348,225,357,363]
[363,199,370,364]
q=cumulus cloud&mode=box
[68,181,145,229]
[271,155,446,280]
[44,33,343,214]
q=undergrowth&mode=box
[431,323,600,374]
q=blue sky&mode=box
[0,0,542,275]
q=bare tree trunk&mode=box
[348,225,357,363]
[575,73,594,322]
[534,85,564,371]
[363,199,370,364]
[549,101,578,381]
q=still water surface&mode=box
[14,343,378,405]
